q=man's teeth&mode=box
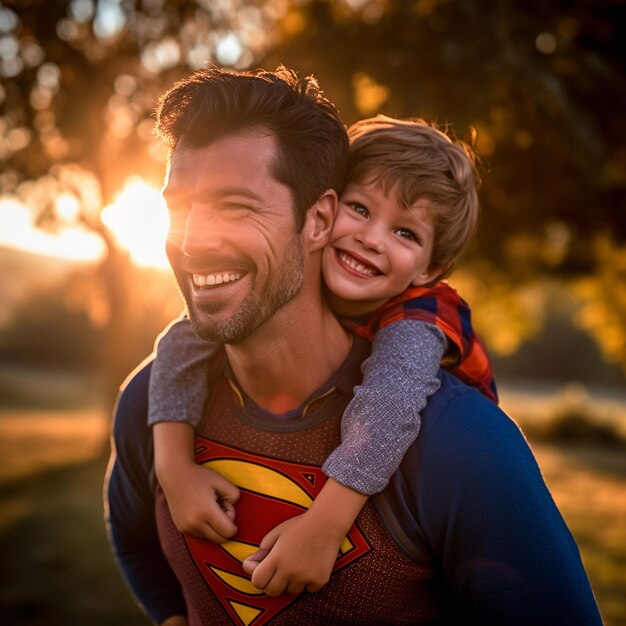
[193,272,242,287]
[338,251,378,277]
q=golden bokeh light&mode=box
[100,176,170,269]
[0,195,105,262]
[0,176,170,270]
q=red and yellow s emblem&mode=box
[184,439,371,625]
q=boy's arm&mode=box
[243,320,444,595]
[362,282,498,403]
[149,316,239,541]
[148,315,216,429]
[323,319,445,494]
[153,422,239,542]
[243,479,367,596]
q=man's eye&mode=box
[222,203,253,214]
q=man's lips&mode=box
[192,271,244,288]
[335,249,382,278]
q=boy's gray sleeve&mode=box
[147,315,218,428]
[323,320,445,495]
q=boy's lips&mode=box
[335,249,382,277]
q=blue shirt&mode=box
[105,347,601,625]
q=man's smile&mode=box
[192,272,244,288]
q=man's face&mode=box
[163,131,305,343]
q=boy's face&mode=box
[322,178,441,316]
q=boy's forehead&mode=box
[350,171,437,213]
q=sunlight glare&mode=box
[100,176,170,269]
[55,193,81,222]
[0,196,105,262]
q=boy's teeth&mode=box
[339,251,377,276]
[193,272,242,287]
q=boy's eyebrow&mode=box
[404,200,436,231]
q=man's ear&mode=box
[302,190,337,252]
[411,261,452,287]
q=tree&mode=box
[1,0,625,374]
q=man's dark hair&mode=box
[154,66,348,229]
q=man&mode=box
[105,66,601,625]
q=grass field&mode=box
[0,387,624,625]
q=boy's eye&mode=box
[395,227,418,242]
[349,202,369,218]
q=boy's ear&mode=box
[302,189,337,252]
[411,261,452,287]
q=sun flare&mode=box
[0,176,170,269]
[0,196,106,262]
[100,176,170,269]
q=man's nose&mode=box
[180,207,224,257]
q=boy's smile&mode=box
[322,178,442,316]
[335,248,382,278]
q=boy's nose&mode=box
[356,223,385,254]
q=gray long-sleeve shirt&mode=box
[148,316,445,495]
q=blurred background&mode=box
[0,1,624,624]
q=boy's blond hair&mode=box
[347,115,480,277]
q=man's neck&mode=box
[224,298,352,414]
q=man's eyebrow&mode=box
[163,186,262,204]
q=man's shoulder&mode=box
[421,371,519,446]
[379,372,540,561]
[112,358,153,439]
[409,371,534,482]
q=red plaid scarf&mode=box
[340,281,498,403]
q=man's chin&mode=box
[186,304,256,344]
[186,309,223,342]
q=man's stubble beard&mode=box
[184,236,305,344]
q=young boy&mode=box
[150,115,497,596]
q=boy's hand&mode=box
[241,509,343,597]
[160,462,240,543]
[153,422,239,543]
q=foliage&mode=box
[1,0,625,374]
[262,0,626,267]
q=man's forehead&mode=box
[173,127,276,159]
[164,132,278,188]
